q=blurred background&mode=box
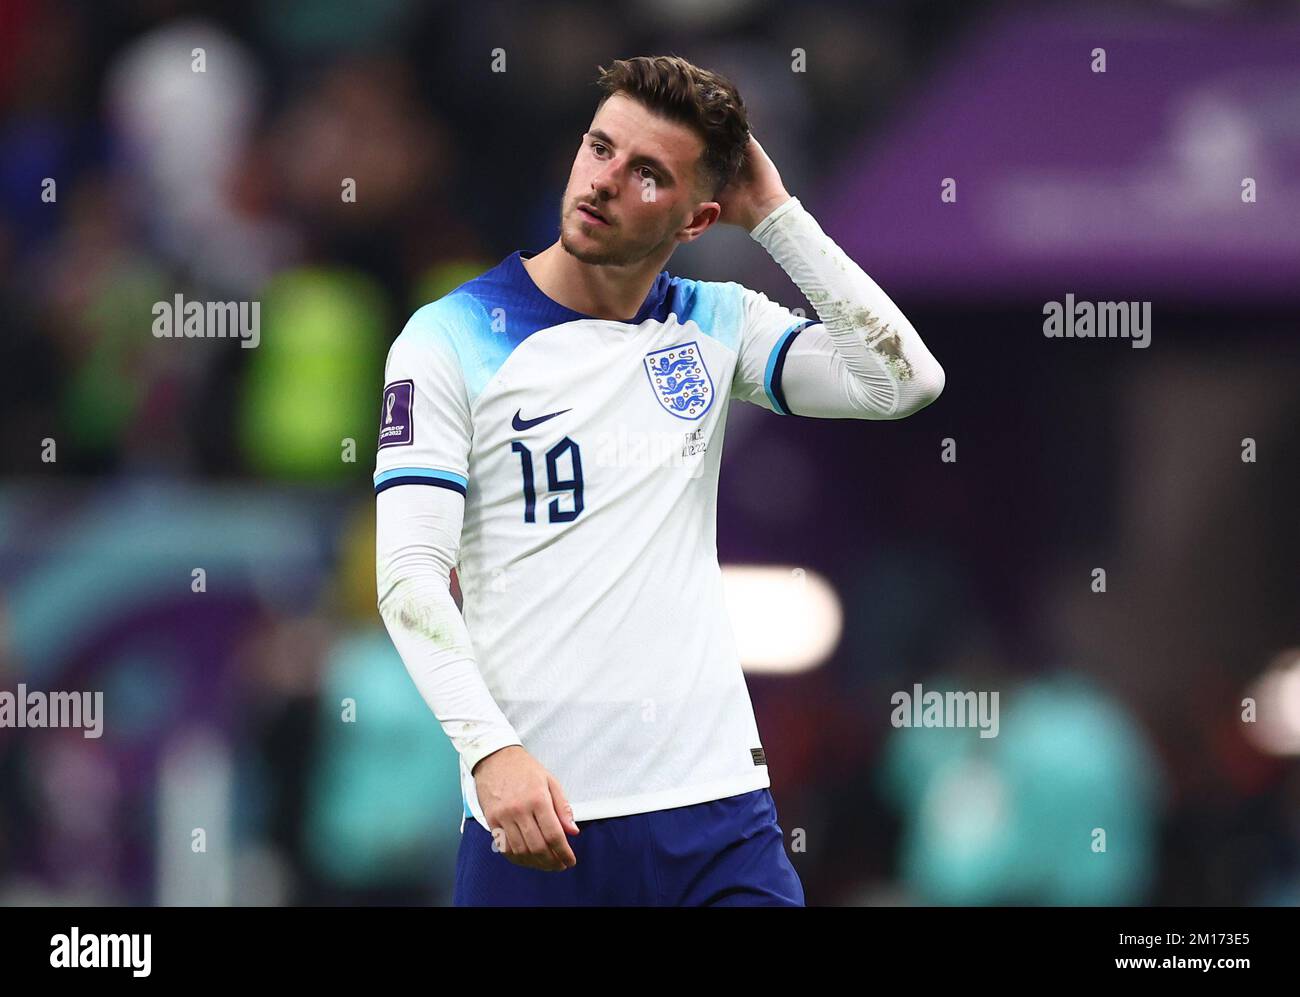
[1,0,1298,906]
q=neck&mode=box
[522,241,667,321]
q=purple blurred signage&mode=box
[822,9,1300,304]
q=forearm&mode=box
[376,485,523,773]
[750,197,944,419]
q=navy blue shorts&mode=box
[453,787,805,907]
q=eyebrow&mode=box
[587,128,677,185]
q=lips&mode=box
[577,202,610,225]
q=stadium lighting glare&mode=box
[721,564,842,674]
[1243,649,1300,756]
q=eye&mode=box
[636,166,659,182]
[591,141,607,155]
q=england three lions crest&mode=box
[643,341,714,421]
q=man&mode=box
[375,55,944,906]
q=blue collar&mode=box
[509,250,674,326]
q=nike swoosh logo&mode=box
[512,407,572,431]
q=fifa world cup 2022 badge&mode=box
[379,380,414,448]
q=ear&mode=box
[677,201,721,244]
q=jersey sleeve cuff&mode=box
[460,732,525,777]
[373,467,469,495]
[762,319,814,415]
[749,196,803,243]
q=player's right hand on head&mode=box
[472,745,581,871]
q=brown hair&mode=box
[593,55,750,200]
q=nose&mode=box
[590,157,619,200]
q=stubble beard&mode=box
[558,198,674,268]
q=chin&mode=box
[560,226,621,265]
[560,237,615,265]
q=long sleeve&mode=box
[376,482,524,774]
[373,304,523,775]
[745,196,945,420]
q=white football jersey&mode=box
[374,249,815,829]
